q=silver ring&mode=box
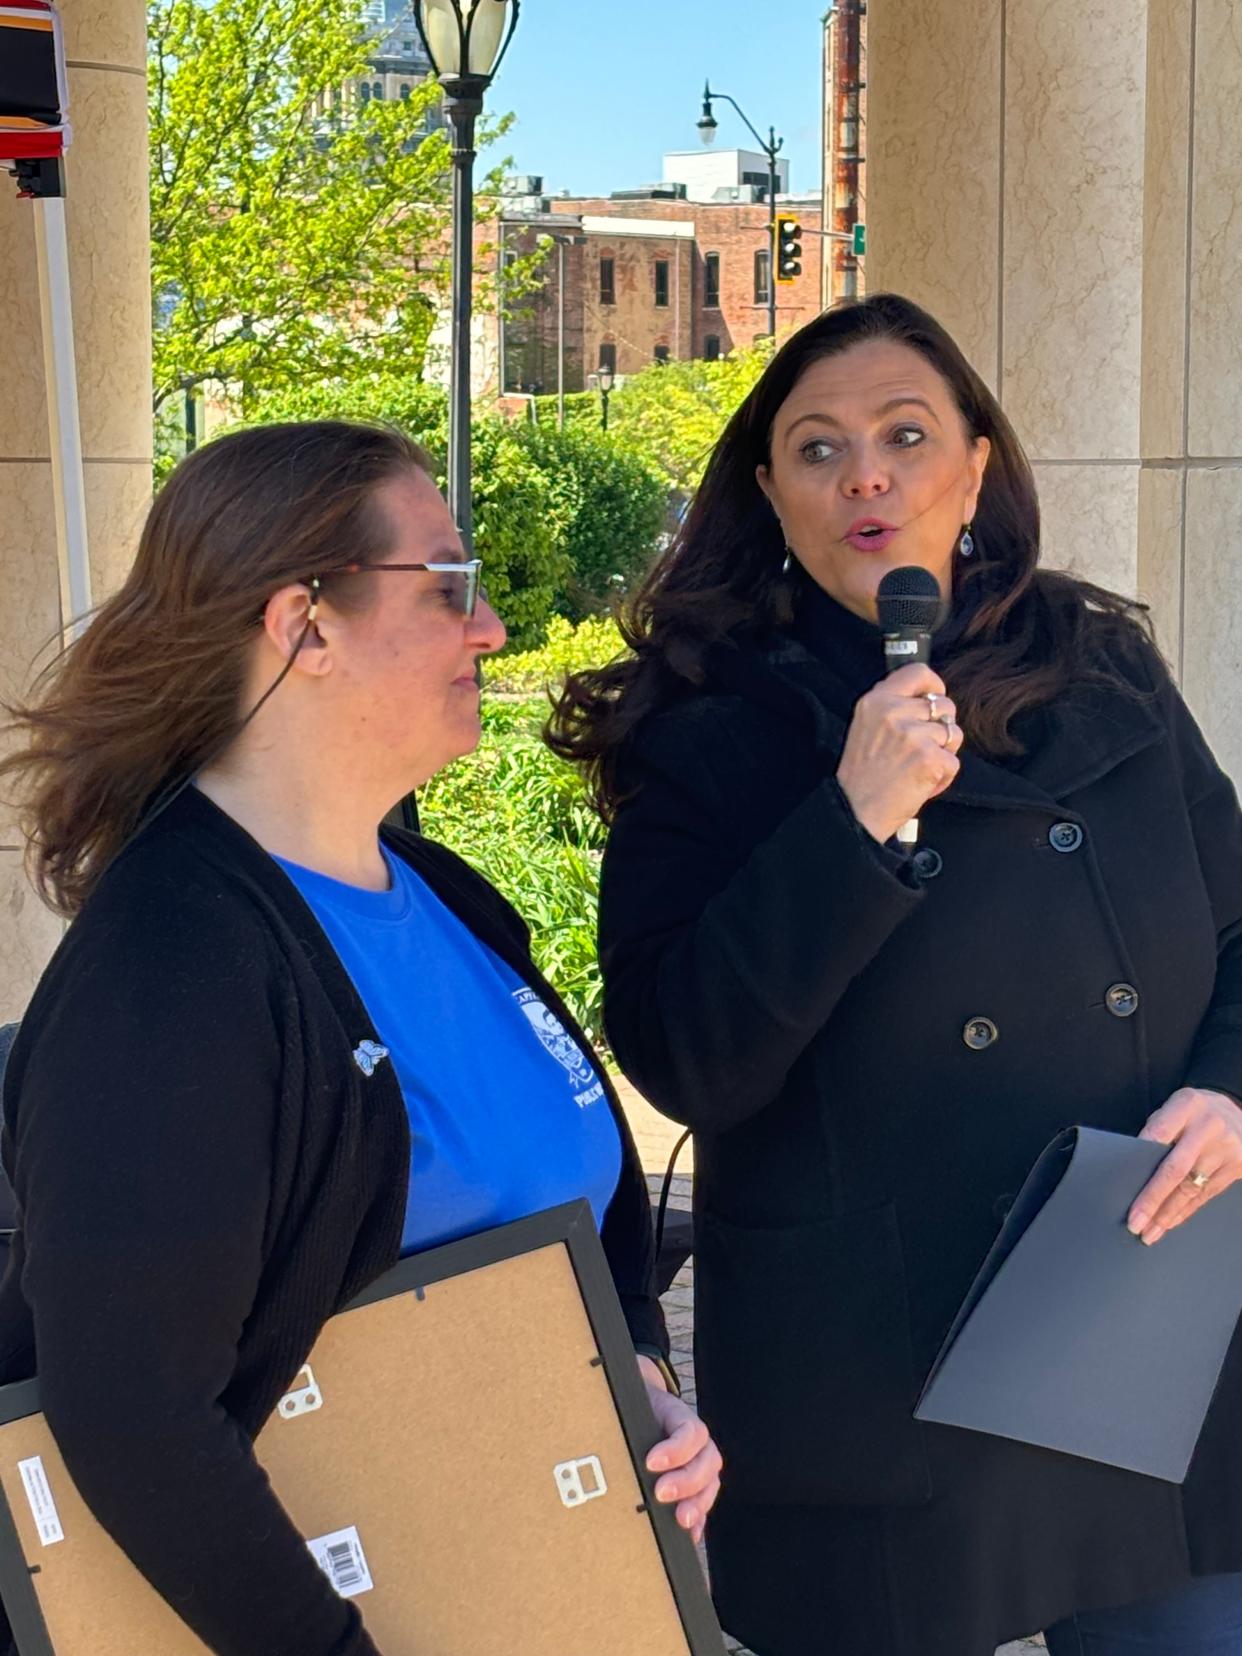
[926,693,941,722]
[1187,1169,1211,1190]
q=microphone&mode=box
[876,566,944,847]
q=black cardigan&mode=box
[0,788,665,1656]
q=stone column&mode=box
[0,0,152,1019]
[865,0,1242,777]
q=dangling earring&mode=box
[959,523,975,558]
[782,544,794,575]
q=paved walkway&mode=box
[613,1073,1045,1656]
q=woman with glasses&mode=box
[0,421,721,1656]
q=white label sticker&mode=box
[306,1524,374,1599]
[18,1456,64,1546]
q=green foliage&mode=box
[484,615,627,696]
[418,695,607,1043]
[148,0,543,428]
[149,0,456,415]
[528,393,600,432]
[236,375,569,649]
[607,340,774,494]
[511,426,666,619]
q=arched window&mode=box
[373,81,384,99]
[360,82,371,101]
[400,83,411,99]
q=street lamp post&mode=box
[596,362,615,432]
[697,81,783,339]
[412,0,521,552]
[547,229,587,431]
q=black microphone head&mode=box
[876,566,943,633]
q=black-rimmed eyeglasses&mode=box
[312,558,485,619]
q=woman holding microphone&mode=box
[0,420,720,1655]
[550,295,1242,1656]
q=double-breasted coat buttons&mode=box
[963,1017,999,1051]
[913,847,943,879]
[1049,822,1084,854]
[1106,983,1140,1018]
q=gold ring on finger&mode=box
[1187,1169,1212,1190]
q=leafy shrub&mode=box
[528,392,601,432]
[418,695,607,1043]
[511,426,666,621]
[484,615,627,696]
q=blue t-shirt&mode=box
[274,848,621,1254]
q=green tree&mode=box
[241,375,569,650]
[512,424,668,619]
[148,0,512,420]
[606,340,773,495]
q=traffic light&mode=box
[776,217,802,283]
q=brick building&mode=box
[479,184,824,397]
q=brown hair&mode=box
[0,420,433,917]
[548,293,1151,819]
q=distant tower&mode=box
[315,1,443,131]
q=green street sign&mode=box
[853,222,866,256]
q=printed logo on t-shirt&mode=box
[513,987,604,1109]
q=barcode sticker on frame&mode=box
[17,1456,64,1546]
[306,1524,374,1599]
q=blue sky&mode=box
[485,0,827,199]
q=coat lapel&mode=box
[716,634,1167,816]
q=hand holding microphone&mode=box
[836,567,963,846]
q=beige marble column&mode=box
[0,0,152,1019]
[866,0,1242,779]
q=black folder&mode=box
[915,1126,1242,1482]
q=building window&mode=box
[704,252,720,309]
[654,344,670,363]
[754,249,771,305]
[599,342,618,374]
[654,259,670,308]
[400,83,411,99]
[599,256,615,306]
[704,335,721,362]
[372,81,384,99]
[360,82,371,101]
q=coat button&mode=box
[1106,983,1140,1018]
[913,847,943,879]
[1049,822,1084,854]
[963,1017,999,1051]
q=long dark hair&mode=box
[0,420,434,917]
[548,293,1151,820]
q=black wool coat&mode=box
[598,579,1242,1656]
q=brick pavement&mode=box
[614,1073,1046,1656]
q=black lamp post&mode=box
[412,0,521,552]
[597,362,615,431]
[697,80,782,339]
